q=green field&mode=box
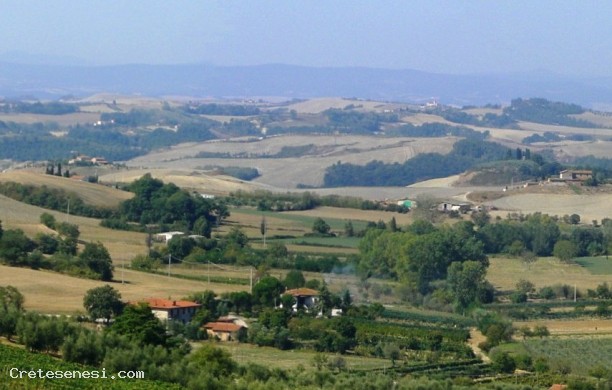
[574,256,612,275]
[212,343,390,371]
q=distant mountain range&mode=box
[2,60,612,108]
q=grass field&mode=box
[574,256,612,275]
[487,256,610,292]
[211,342,390,371]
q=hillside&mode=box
[0,194,144,262]
[0,170,133,208]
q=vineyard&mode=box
[0,344,178,389]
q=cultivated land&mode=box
[485,192,612,223]
[99,168,270,195]
[127,135,458,188]
[0,265,246,314]
[0,170,134,208]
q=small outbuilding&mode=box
[203,322,246,341]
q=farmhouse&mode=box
[559,169,592,181]
[136,298,201,324]
[203,322,246,341]
[282,288,319,312]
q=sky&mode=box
[1,1,611,76]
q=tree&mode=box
[383,343,401,366]
[471,210,491,228]
[312,218,331,235]
[0,285,24,311]
[412,194,439,223]
[167,236,195,259]
[388,217,398,232]
[344,221,355,237]
[0,229,35,265]
[111,303,167,346]
[553,240,578,263]
[83,285,124,323]
[39,212,56,229]
[447,261,489,312]
[79,242,113,281]
[284,270,306,289]
[252,276,284,307]
[491,351,516,373]
[189,344,237,377]
[260,216,267,248]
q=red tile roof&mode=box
[204,322,243,332]
[284,288,319,297]
[135,298,201,310]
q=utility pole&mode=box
[168,254,171,277]
[250,267,253,293]
[574,284,577,302]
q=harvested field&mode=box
[100,168,269,195]
[408,175,460,188]
[0,112,99,126]
[487,256,611,292]
[0,265,246,314]
[285,97,388,114]
[0,171,133,208]
[514,319,612,335]
[484,193,612,223]
[127,135,457,188]
[518,121,612,137]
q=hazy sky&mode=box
[1,1,611,76]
